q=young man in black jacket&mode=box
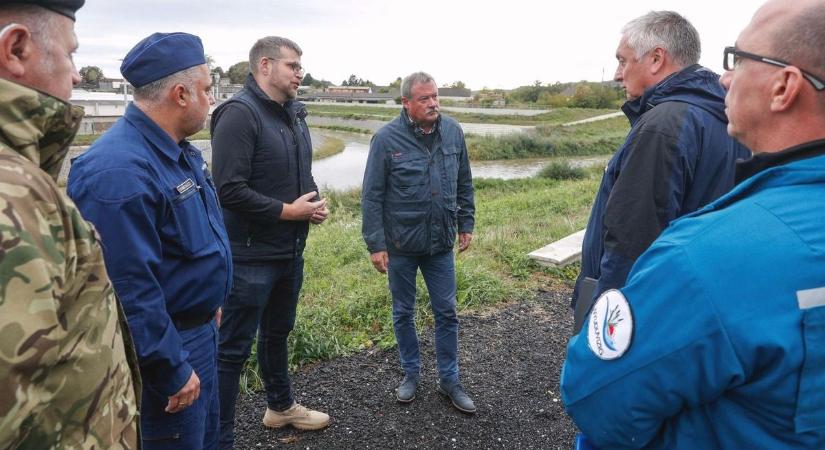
[210,36,330,449]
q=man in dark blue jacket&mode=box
[68,33,231,449]
[572,10,751,314]
[362,72,476,413]
[210,36,329,449]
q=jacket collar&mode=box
[123,102,188,162]
[735,139,825,184]
[0,78,84,180]
[621,64,725,125]
[244,73,307,123]
[400,107,441,137]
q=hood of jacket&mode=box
[622,64,728,126]
[0,78,84,181]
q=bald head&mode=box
[721,0,825,152]
[766,0,825,98]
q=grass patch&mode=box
[467,116,628,160]
[238,174,601,391]
[305,104,618,126]
[310,124,374,135]
[537,161,586,180]
[313,135,345,160]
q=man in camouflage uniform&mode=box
[0,1,140,448]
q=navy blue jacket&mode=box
[573,65,750,307]
[211,74,318,262]
[562,141,825,449]
[68,103,232,396]
[362,110,474,255]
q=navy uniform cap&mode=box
[120,32,206,88]
[4,0,85,20]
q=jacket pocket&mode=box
[794,305,825,433]
[389,209,429,254]
[390,152,428,199]
[172,189,212,256]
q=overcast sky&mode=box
[74,0,765,89]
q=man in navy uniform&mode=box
[562,0,825,448]
[68,32,231,450]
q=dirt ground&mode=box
[232,289,579,450]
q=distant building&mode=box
[97,77,127,92]
[438,87,472,100]
[326,85,372,94]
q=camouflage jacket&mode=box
[0,79,140,449]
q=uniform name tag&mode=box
[176,178,196,194]
[797,287,825,309]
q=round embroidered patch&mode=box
[587,289,634,360]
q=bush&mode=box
[537,162,586,180]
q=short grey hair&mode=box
[133,65,203,103]
[401,72,436,98]
[249,36,302,74]
[0,4,58,49]
[621,11,700,67]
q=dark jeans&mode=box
[387,251,460,385]
[141,321,220,450]
[217,258,303,450]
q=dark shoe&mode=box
[396,375,419,403]
[437,381,476,414]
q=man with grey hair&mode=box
[362,71,476,413]
[68,32,232,450]
[211,36,329,449]
[563,1,825,447]
[571,10,750,328]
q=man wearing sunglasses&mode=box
[562,0,825,448]
[210,36,330,450]
[571,11,750,326]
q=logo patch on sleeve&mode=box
[587,289,634,360]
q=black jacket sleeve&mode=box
[211,103,284,222]
[598,122,685,294]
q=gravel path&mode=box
[232,289,578,449]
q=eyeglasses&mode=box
[723,46,824,91]
[264,57,304,75]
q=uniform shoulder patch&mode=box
[587,289,634,360]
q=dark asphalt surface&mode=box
[232,290,578,450]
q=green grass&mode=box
[304,104,618,125]
[311,124,374,135]
[238,172,601,392]
[537,161,587,180]
[312,135,345,160]
[467,116,628,160]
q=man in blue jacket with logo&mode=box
[571,11,751,314]
[562,0,825,447]
[362,72,476,413]
[68,33,231,449]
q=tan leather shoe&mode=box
[262,402,330,430]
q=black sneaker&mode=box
[396,375,419,403]
[437,381,476,414]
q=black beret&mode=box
[2,0,85,21]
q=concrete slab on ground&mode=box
[528,229,585,267]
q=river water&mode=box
[59,132,608,191]
[190,133,608,192]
